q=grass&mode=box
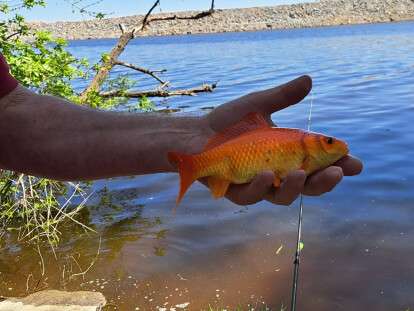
[0,170,94,251]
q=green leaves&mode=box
[22,0,46,9]
[95,12,106,20]
[100,52,111,64]
[138,96,154,111]
[0,3,9,13]
[1,8,122,110]
[1,12,87,99]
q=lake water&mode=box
[1,22,414,310]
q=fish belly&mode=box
[230,140,304,183]
[198,138,305,184]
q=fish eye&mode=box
[326,137,334,145]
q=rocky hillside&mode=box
[29,0,414,40]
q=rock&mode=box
[26,0,414,40]
[0,290,106,311]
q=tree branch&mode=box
[144,1,215,25]
[80,0,216,103]
[5,31,21,41]
[118,23,126,34]
[141,0,161,31]
[99,83,217,98]
[79,30,134,102]
[114,60,167,84]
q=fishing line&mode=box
[290,90,314,311]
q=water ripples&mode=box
[39,21,414,309]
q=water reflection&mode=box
[1,22,414,310]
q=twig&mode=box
[115,60,167,84]
[210,0,215,11]
[147,10,215,24]
[5,32,21,41]
[52,183,82,222]
[144,0,215,26]
[26,274,33,293]
[70,255,83,273]
[37,244,45,276]
[62,264,66,287]
[69,236,102,280]
[80,0,216,101]
[63,0,112,19]
[100,83,217,98]
[118,23,126,34]
[141,0,161,30]
[51,191,96,233]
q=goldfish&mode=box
[168,112,349,204]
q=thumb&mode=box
[208,75,312,132]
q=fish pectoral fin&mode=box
[208,176,230,199]
[273,177,281,188]
[300,155,311,172]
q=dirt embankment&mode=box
[29,0,414,40]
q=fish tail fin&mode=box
[168,151,197,205]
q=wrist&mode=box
[0,54,19,99]
[161,115,211,172]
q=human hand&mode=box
[198,75,363,206]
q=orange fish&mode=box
[168,112,349,204]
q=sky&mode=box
[15,0,316,22]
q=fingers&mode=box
[303,166,343,196]
[200,156,361,205]
[225,171,275,206]
[208,75,313,132]
[226,166,345,206]
[265,170,306,205]
[334,155,363,176]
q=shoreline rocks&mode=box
[29,0,414,40]
[0,290,106,310]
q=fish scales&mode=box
[194,130,307,183]
[168,112,349,204]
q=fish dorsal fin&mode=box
[204,112,270,151]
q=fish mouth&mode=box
[340,140,350,156]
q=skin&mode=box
[0,75,362,206]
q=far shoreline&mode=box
[29,0,414,41]
[64,20,414,43]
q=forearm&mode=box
[0,85,209,180]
